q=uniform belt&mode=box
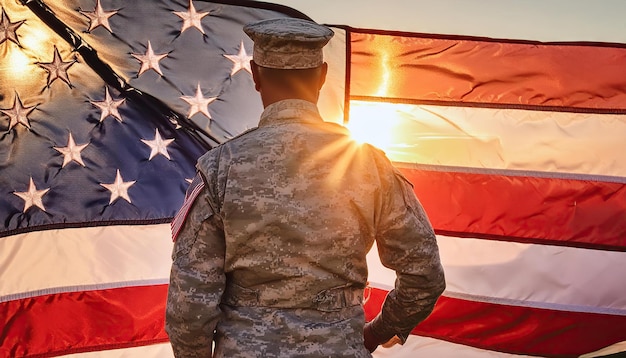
[222,282,363,312]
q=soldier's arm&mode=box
[165,174,225,357]
[368,167,446,346]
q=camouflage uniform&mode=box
[165,99,446,357]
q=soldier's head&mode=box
[244,18,334,107]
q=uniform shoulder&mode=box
[320,120,351,134]
[360,142,391,165]
[197,127,259,168]
[217,126,260,148]
[359,142,413,186]
[200,127,259,155]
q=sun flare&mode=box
[346,101,404,152]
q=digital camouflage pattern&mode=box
[243,18,334,69]
[165,99,445,357]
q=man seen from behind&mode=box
[165,17,446,357]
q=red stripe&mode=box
[4,284,623,357]
[0,285,169,358]
[364,287,626,357]
[350,31,626,112]
[398,167,626,251]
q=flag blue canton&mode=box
[0,0,301,236]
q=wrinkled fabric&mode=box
[166,99,445,357]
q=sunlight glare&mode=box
[20,23,53,55]
[346,102,403,152]
[4,49,31,76]
[2,20,53,84]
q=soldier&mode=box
[165,17,446,357]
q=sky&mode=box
[263,0,626,43]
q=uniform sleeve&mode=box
[165,174,226,358]
[369,166,446,343]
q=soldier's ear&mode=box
[251,61,261,92]
[317,62,328,91]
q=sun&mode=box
[345,101,402,152]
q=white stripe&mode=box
[262,0,626,43]
[2,279,169,303]
[580,341,626,358]
[0,224,173,301]
[397,163,626,185]
[319,27,347,125]
[5,223,625,316]
[54,333,626,358]
[371,334,537,358]
[348,101,626,178]
[443,290,626,317]
[59,342,174,358]
[366,236,626,314]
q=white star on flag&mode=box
[141,129,174,160]
[223,40,252,75]
[13,177,50,213]
[0,8,24,45]
[1,93,35,130]
[131,41,168,76]
[100,169,136,204]
[54,132,88,167]
[38,46,76,87]
[180,83,216,119]
[80,0,118,33]
[91,87,125,122]
[174,0,209,34]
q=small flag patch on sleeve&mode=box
[171,173,205,242]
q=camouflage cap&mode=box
[243,18,334,70]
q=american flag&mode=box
[1,0,625,357]
[0,0,297,356]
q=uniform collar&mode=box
[258,99,323,127]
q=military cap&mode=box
[243,18,334,70]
